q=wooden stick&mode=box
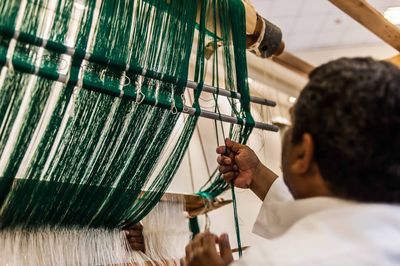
[243,1,258,35]
[272,51,315,76]
[160,192,232,216]
[329,0,400,51]
[232,246,250,253]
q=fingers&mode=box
[123,222,143,230]
[185,232,217,255]
[218,164,238,174]
[217,155,232,165]
[184,232,224,266]
[216,145,227,155]
[127,236,144,243]
[180,257,186,266]
[216,139,247,159]
[123,223,145,252]
[130,223,143,230]
[225,138,245,153]
[126,233,145,252]
[190,233,202,252]
[202,233,219,256]
[123,222,143,237]
[124,229,143,237]
[233,176,251,189]
[221,171,238,183]
[218,233,233,264]
[190,233,218,258]
[129,242,145,252]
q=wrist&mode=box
[249,163,278,201]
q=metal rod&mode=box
[183,105,279,132]
[186,80,276,107]
[2,58,279,132]
[2,27,277,107]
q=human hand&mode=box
[124,223,145,252]
[216,138,262,189]
[181,232,233,266]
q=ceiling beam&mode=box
[328,0,400,51]
[386,55,400,67]
[271,51,315,77]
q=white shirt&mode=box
[232,178,400,266]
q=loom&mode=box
[0,0,282,264]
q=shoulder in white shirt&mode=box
[233,177,400,266]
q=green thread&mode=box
[0,0,198,229]
[196,0,252,257]
[231,181,242,257]
[0,3,253,260]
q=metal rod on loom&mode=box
[1,28,277,107]
[182,106,279,132]
[0,57,279,132]
[186,80,276,107]
[0,33,279,132]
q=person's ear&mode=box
[290,133,314,175]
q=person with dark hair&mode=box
[182,58,400,266]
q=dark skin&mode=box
[123,223,145,253]
[183,112,333,265]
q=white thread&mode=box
[170,87,177,114]
[124,75,131,87]
[135,75,144,104]
[142,199,191,263]
[99,68,107,84]
[247,15,266,57]
[153,79,160,106]
[182,94,190,113]
[0,227,138,266]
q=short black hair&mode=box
[292,57,400,203]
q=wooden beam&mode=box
[271,51,315,77]
[243,1,258,35]
[386,55,400,67]
[160,192,232,217]
[329,0,400,51]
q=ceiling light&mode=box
[288,96,296,103]
[384,7,400,25]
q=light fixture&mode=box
[384,7,400,26]
[288,96,296,103]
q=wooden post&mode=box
[329,0,400,51]
[386,55,400,67]
[272,52,315,77]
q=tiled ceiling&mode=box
[251,0,400,51]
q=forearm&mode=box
[249,163,278,201]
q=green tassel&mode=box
[189,216,200,238]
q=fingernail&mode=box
[224,158,231,164]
